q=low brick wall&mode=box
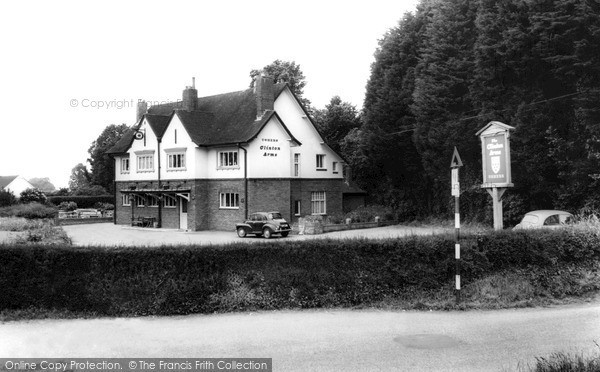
[295,218,398,235]
[55,217,113,226]
[323,222,379,232]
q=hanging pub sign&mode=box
[476,121,515,188]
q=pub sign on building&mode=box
[108,76,362,231]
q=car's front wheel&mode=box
[263,228,272,239]
[237,227,247,238]
[281,232,289,237]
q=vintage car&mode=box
[236,211,292,239]
[76,208,102,218]
[513,210,573,230]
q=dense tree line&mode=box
[336,0,600,223]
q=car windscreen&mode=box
[269,213,283,220]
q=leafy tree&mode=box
[313,96,361,153]
[360,0,600,221]
[88,123,129,193]
[20,188,47,204]
[358,8,431,216]
[68,163,91,192]
[249,60,311,108]
[28,177,56,193]
[0,189,16,207]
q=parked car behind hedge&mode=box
[514,210,573,230]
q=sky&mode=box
[0,0,420,189]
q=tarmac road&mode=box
[1,303,599,371]
[59,223,446,246]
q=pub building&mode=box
[107,75,365,231]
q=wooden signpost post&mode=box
[476,121,515,230]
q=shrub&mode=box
[345,205,395,223]
[0,217,46,231]
[47,195,113,208]
[13,224,71,246]
[0,203,58,219]
[323,212,345,224]
[19,188,47,204]
[58,201,78,211]
[94,202,114,211]
[0,189,17,207]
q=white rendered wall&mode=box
[274,88,344,179]
[246,116,294,178]
[161,114,198,180]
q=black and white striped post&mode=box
[450,147,463,304]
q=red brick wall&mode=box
[248,179,292,221]
[290,179,343,223]
[115,178,344,231]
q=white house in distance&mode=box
[0,176,34,198]
[108,75,365,231]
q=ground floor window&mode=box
[134,195,145,207]
[122,194,130,206]
[147,195,159,207]
[294,200,301,216]
[220,192,240,209]
[311,191,326,215]
[163,195,176,208]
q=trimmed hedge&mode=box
[47,195,113,208]
[1,229,599,316]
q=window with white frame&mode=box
[134,195,145,207]
[167,153,186,170]
[311,191,326,215]
[220,192,240,209]
[316,154,326,170]
[163,195,177,208]
[147,195,159,207]
[333,161,338,173]
[122,194,131,206]
[121,157,130,173]
[293,153,300,177]
[136,154,154,172]
[218,151,238,168]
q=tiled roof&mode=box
[108,83,294,154]
[0,176,18,189]
[145,114,172,139]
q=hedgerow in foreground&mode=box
[0,229,599,318]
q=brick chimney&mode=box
[254,73,274,119]
[182,77,198,111]
[136,100,148,122]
